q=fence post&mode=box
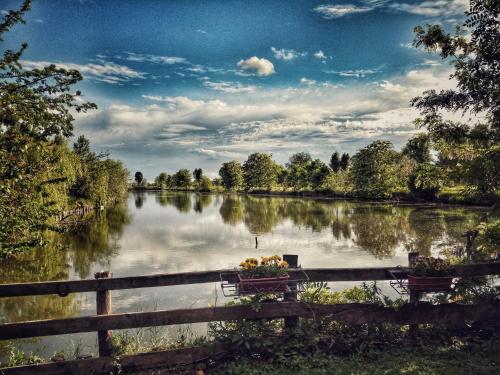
[408,252,420,338]
[95,271,113,357]
[283,254,298,331]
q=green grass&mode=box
[208,335,500,375]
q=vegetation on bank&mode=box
[0,1,129,257]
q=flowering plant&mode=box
[239,255,289,278]
[409,257,453,277]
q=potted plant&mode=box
[238,255,290,294]
[407,257,454,292]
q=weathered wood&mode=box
[1,262,499,298]
[1,301,499,341]
[0,343,232,375]
[95,271,113,357]
[284,254,299,330]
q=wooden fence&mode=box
[1,255,500,374]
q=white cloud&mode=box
[21,60,146,84]
[196,29,207,34]
[314,0,468,19]
[314,50,328,60]
[122,52,188,65]
[270,47,306,60]
[237,56,275,76]
[300,77,316,85]
[203,80,256,94]
[326,68,380,78]
[314,4,373,19]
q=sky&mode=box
[2,0,469,179]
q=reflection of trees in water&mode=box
[155,192,192,213]
[65,204,130,278]
[331,206,352,240]
[0,204,131,327]
[134,191,146,208]
[407,209,445,256]
[349,205,410,259]
[194,194,213,214]
[242,196,286,235]
[219,195,244,225]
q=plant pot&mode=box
[238,273,290,295]
[407,275,454,292]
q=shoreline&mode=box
[130,187,497,209]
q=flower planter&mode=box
[238,273,290,294]
[407,275,453,292]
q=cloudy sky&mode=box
[3,0,468,178]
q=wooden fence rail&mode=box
[1,301,500,341]
[1,262,499,298]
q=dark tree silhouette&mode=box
[330,152,340,172]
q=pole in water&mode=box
[255,236,258,249]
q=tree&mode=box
[408,163,442,199]
[411,0,499,195]
[411,0,499,142]
[199,176,213,192]
[286,152,313,190]
[219,160,244,191]
[340,153,350,170]
[172,169,191,189]
[243,153,279,191]
[0,1,96,255]
[350,140,402,198]
[309,159,331,189]
[155,172,170,190]
[193,168,203,183]
[134,171,144,185]
[330,152,340,172]
[402,133,431,164]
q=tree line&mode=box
[0,1,129,256]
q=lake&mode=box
[0,192,487,359]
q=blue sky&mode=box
[2,0,468,178]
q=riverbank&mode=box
[130,186,498,208]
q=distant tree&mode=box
[134,171,144,185]
[340,153,350,170]
[172,169,191,189]
[402,134,431,164]
[309,159,331,189]
[155,172,170,190]
[193,168,203,183]
[243,153,279,191]
[199,176,213,192]
[212,177,222,187]
[219,160,244,191]
[286,152,313,190]
[330,152,340,172]
[350,140,401,198]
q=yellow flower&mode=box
[279,261,289,268]
[261,256,270,265]
[271,255,281,261]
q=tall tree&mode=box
[134,171,144,185]
[0,1,96,255]
[243,153,279,191]
[350,141,402,198]
[172,169,192,189]
[340,153,350,170]
[330,152,340,172]
[286,152,313,190]
[193,168,203,183]
[219,160,243,191]
[402,133,431,164]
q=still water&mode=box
[0,192,487,359]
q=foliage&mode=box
[350,140,403,198]
[243,153,279,191]
[238,255,289,278]
[1,346,43,367]
[134,171,144,185]
[408,163,443,199]
[475,220,500,256]
[172,169,192,189]
[198,176,213,192]
[339,152,350,170]
[154,172,171,190]
[329,151,340,172]
[192,168,203,183]
[409,257,454,277]
[411,0,500,196]
[219,160,244,191]
[402,133,431,163]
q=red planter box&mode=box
[238,273,290,295]
[407,275,453,292]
